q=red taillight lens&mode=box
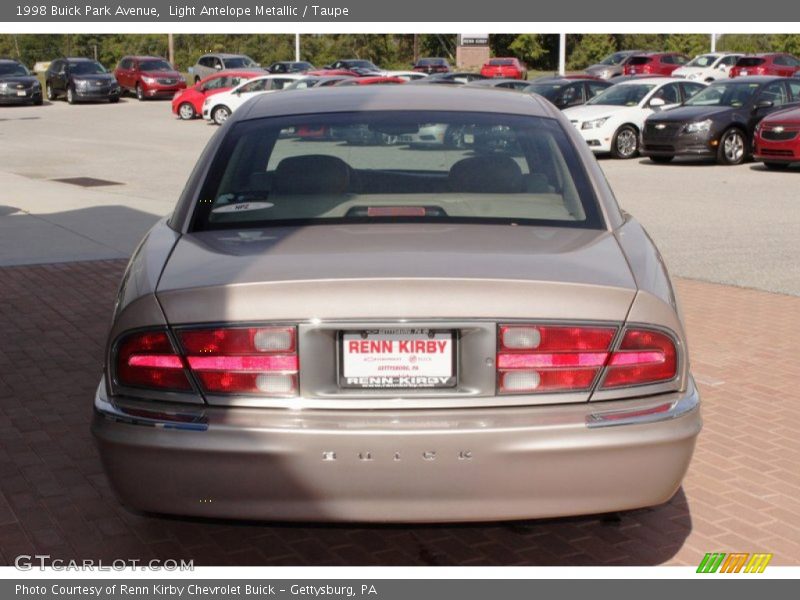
[601,328,677,388]
[116,330,192,391]
[497,325,616,394]
[178,327,298,396]
[497,324,679,394]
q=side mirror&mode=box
[754,99,774,110]
[649,97,666,109]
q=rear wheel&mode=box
[717,128,746,165]
[764,161,790,171]
[649,155,674,163]
[611,125,639,159]
[211,105,231,126]
[178,102,196,120]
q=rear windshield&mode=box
[683,82,760,107]
[737,57,766,67]
[139,60,173,72]
[489,59,515,66]
[586,84,655,106]
[523,83,563,100]
[418,58,446,65]
[627,57,652,65]
[190,111,603,231]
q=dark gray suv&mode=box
[45,57,121,104]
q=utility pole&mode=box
[168,33,174,65]
[413,34,419,63]
[558,33,566,76]
[710,33,716,53]
[295,33,300,61]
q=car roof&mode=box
[0,58,23,64]
[615,76,678,85]
[238,85,555,122]
[125,55,166,60]
[712,75,785,83]
[204,53,250,59]
[64,57,94,62]
[529,78,603,84]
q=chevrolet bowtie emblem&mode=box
[773,126,785,133]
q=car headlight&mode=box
[74,79,90,90]
[683,119,712,134]
[582,117,610,130]
[142,76,157,84]
[0,83,7,91]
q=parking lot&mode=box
[1,96,799,566]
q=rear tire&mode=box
[178,102,196,120]
[211,105,231,126]
[717,128,746,165]
[611,125,639,159]
[649,155,674,163]
[764,161,790,171]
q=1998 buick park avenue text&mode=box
[92,85,702,523]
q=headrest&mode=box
[448,155,524,193]
[274,155,350,195]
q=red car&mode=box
[480,58,528,80]
[623,53,689,76]
[729,53,800,78]
[333,76,406,86]
[754,104,800,169]
[114,55,186,101]
[171,69,263,120]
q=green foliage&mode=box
[716,34,775,53]
[508,34,549,66]
[566,34,618,70]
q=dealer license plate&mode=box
[340,329,456,389]
[16,90,26,96]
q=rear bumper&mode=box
[92,378,701,523]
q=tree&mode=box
[566,34,618,70]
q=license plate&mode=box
[16,90,26,96]
[340,329,456,389]
[741,70,748,75]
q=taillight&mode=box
[179,326,298,396]
[497,324,678,394]
[116,330,192,391]
[600,328,677,389]
[497,325,616,394]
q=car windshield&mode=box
[586,84,655,106]
[523,84,563,100]
[190,111,602,231]
[683,82,760,107]
[686,55,718,68]
[224,57,257,68]
[0,63,29,76]
[70,61,107,75]
[599,52,629,66]
[139,60,173,71]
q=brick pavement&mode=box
[0,260,798,566]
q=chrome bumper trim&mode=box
[586,377,699,428]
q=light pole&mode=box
[558,33,566,76]
[295,33,300,62]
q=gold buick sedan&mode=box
[92,85,701,522]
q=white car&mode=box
[563,77,707,158]
[384,70,428,81]
[202,74,304,125]
[671,53,743,82]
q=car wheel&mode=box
[717,128,746,165]
[109,96,119,104]
[649,155,674,163]
[66,87,76,104]
[136,84,145,101]
[178,102,196,120]
[33,95,43,106]
[611,125,639,159]
[764,161,789,171]
[45,82,56,101]
[212,105,231,126]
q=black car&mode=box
[643,76,800,165]
[323,59,382,76]
[45,57,121,104]
[265,61,314,74]
[523,78,613,110]
[0,58,42,105]
[412,57,451,74]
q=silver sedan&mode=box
[92,86,701,523]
